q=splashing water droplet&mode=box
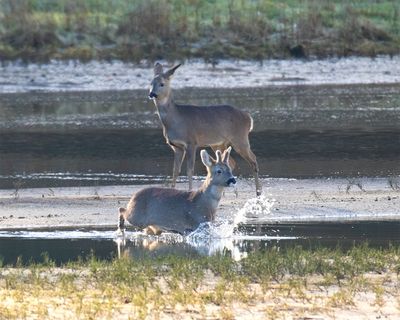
[187,195,276,244]
[234,195,275,226]
[116,195,278,259]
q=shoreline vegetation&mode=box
[0,0,399,63]
[0,244,399,319]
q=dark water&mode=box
[1,84,400,189]
[1,221,399,266]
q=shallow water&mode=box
[1,220,399,266]
[1,84,400,189]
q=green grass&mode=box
[0,243,399,318]
[0,0,399,62]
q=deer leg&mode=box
[171,146,185,188]
[232,142,262,196]
[186,145,197,191]
[118,207,126,235]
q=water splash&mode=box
[125,195,277,248]
[186,195,276,243]
[116,194,283,259]
[128,231,184,245]
[184,195,277,258]
[234,195,276,226]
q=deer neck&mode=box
[154,91,176,123]
[196,177,224,214]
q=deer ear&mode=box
[222,146,232,164]
[215,150,222,163]
[164,64,181,79]
[154,62,163,75]
[200,149,212,168]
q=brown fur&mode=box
[118,148,235,235]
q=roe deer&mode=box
[148,63,262,196]
[118,147,236,235]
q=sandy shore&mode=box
[1,177,399,230]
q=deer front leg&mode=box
[186,145,197,191]
[171,146,185,188]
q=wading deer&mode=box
[118,147,236,235]
[148,63,262,196]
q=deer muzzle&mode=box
[148,91,158,99]
[226,177,236,187]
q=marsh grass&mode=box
[0,0,399,62]
[0,243,399,318]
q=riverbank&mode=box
[1,246,399,320]
[1,1,399,62]
[1,177,399,230]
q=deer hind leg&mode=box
[171,146,185,188]
[211,144,236,169]
[118,207,126,235]
[231,140,262,196]
[116,208,128,257]
[186,145,197,191]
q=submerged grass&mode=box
[0,0,399,62]
[0,243,399,319]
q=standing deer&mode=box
[118,147,236,235]
[148,63,262,196]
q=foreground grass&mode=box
[0,0,400,62]
[0,244,399,319]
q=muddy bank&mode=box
[1,56,400,93]
[0,177,399,230]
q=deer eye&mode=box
[216,169,222,174]
[160,83,164,87]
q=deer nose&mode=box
[226,177,236,186]
[148,91,158,99]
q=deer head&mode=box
[148,62,181,101]
[201,147,236,187]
